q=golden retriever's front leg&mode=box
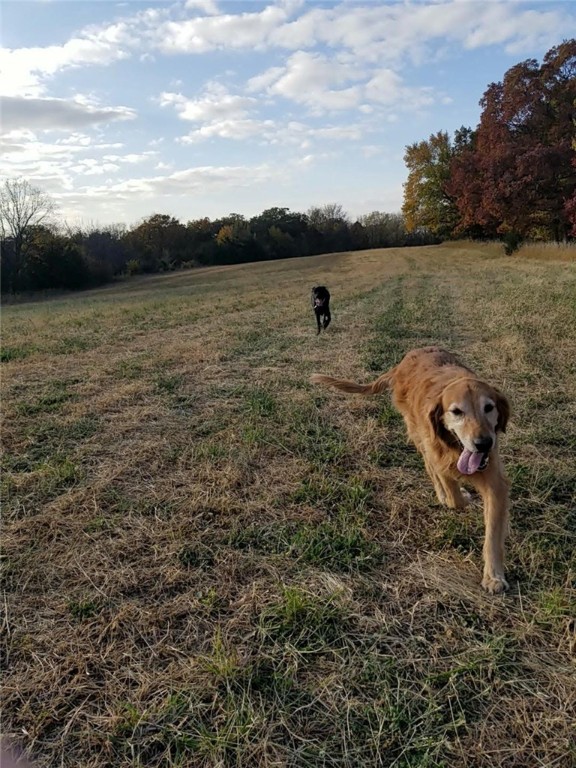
[439,476,470,509]
[421,453,449,505]
[472,467,510,594]
[422,451,469,508]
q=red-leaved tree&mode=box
[448,40,576,241]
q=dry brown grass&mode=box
[1,242,575,767]
[444,238,576,262]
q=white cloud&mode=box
[248,53,442,113]
[70,153,156,176]
[50,148,324,224]
[365,69,436,109]
[143,1,574,63]
[250,51,365,111]
[102,153,156,164]
[0,25,133,97]
[155,4,295,54]
[160,83,256,123]
[462,5,567,54]
[0,129,147,197]
[363,69,403,105]
[2,0,570,103]
[178,117,364,146]
[179,118,274,144]
[73,163,279,200]
[0,96,136,133]
[271,1,572,62]
[245,67,285,94]
[71,159,121,176]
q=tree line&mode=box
[402,40,576,246]
[0,184,434,294]
[2,40,573,295]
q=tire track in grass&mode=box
[354,269,489,569]
[364,269,459,374]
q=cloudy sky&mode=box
[1,0,574,228]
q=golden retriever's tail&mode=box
[310,372,392,395]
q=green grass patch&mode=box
[291,520,382,572]
[15,381,78,416]
[178,544,216,568]
[228,517,382,573]
[292,474,372,517]
[1,344,36,363]
[434,511,483,554]
[259,586,349,650]
[288,406,349,465]
[155,372,184,395]
[67,598,101,621]
[242,387,279,418]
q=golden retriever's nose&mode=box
[474,436,493,452]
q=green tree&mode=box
[358,211,406,247]
[211,215,264,265]
[306,203,352,252]
[23,226,89,291]
[402,131,460,237]
[125,214,187,272]
[249,208,309,258]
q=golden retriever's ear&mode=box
[430,402,444,437]
[495,390,510,433]
[430,401,451,442]
[430,400,460,447]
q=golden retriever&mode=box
[311,346,511,593]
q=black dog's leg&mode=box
[323,308,331,330]
[315,309,322,334]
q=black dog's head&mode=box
[312,286,329,308]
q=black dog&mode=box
[311,286,331,334]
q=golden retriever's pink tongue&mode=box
[457,449,483,475]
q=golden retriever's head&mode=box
[430,378,510,475]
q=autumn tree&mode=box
[211,214,264,264]
[446,128,496,238]
[402,131,461,238]
[186,218,215,244]
[450,40,576,240]
[565,139,576,236]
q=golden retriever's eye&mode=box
[484,404,494,413]
[450,408,463,417]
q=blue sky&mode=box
[1,1,574,228]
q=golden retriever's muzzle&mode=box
[456,436,493,475]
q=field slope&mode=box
[2,243,575,767]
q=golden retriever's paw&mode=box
[435,489,447,505]
[459,488,473,505]
[481,574,509,594]
[443,490,470,509]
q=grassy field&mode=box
[1,241,575,768]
